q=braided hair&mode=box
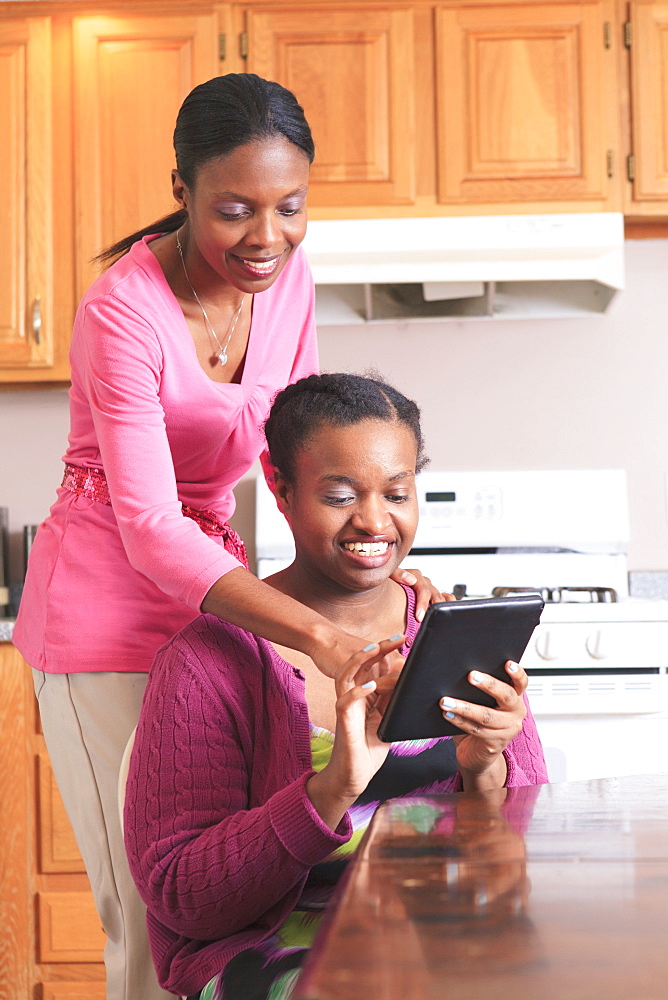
[264,372,429,482]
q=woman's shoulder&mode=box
[79,237,170,314]
[151,614,279,697]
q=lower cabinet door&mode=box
[38,892,106,963]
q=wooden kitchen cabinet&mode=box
[72,9,222,299]
[626,0,668,214]
[0,641,105,999]
[0,17,57,378]
[233,0,622,217]
[434,1,615,206]
[0,1,224,383]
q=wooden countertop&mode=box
[295,774,668,1000]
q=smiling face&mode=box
[173,135,310,294]
[275,418,420,594]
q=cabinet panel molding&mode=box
[247,7,415,206]
[37,753,86,874]
[38,891,106,963]
[436,2,610,203]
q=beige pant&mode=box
[33,669,176,1000]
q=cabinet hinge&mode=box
[603,22,612,49]
[627,154,636,182]
[607,150,614,179]
[239,31,248,59]
[624,21,632,48]
[218,33,226,61]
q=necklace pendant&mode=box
[217,350,228,366]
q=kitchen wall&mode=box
[2,238,667,584]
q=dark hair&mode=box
[264,372,429,482]
[95,73,314,266]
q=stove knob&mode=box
[585,630,609,659]
[535,631,560,660]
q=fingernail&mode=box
[508,662,519,673]
[445,711,455,719]
[362,642,377,652]
[361,680,376,690]
[440,697,456,709]
[416,608,425,622]
[470,671,482,684]
[388,633,403,642]
[403,572,417,585]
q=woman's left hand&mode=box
[440,660,528,790]
[390,567,454,622]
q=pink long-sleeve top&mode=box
[13,237,318,674]
[124,587,548,996]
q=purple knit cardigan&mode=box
[124,587,548,995]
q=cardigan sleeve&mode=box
[502,696,549,787]
[124,629,351,941]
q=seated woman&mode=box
[124,373,548,1000]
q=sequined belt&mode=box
[61,463,249,568]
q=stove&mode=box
[255,469,668,783]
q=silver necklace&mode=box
[176,229,245,366]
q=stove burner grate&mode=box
[491,586,617,604]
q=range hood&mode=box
[301,212,625,324]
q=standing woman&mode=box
[13,75,434,1000]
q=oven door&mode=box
[534,711,668,783]
[523,616,668,782]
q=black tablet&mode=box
[377,594,544,742]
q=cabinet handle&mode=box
[32,297,42,345]
[624,21,632,49]
[607,150,614,179]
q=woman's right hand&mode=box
[308,625,405,683]
[306,637,404,831]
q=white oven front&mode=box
[519,609,668,783]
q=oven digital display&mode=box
[425,491,456,502]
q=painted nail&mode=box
[362,642,377,652]
[440,697,456,709]
[416,608,425,622]
[445,711,455,720]
[361,680,376,690]
[508,662,519,673]
[388,633,403,642]
[470,671,482,684]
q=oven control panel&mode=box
[418,485,503,524]
[411,469,629,551]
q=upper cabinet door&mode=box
[73,13,220,297]
[435,1,611,205]
[628,1,668,207]
[246,7,416,207]
[0,17,53,371]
